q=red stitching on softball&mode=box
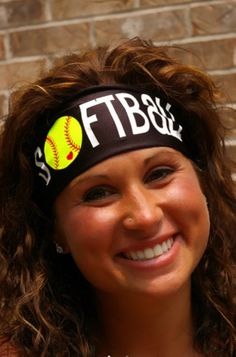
[64,116,81,152]
[46,136,59,169]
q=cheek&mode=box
[61,207,117,254]
[165,175,210,243]
[58,208,121,290]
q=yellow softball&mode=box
[44,116,83,170]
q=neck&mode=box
[96,283,201,357]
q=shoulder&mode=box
[0,341,19,357]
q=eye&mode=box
[82,186,116,203]
[145,167,174,184]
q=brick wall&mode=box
[0,0,236,137]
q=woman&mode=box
[0,37,235,356]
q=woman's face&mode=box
[54,147,210,298]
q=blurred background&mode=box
[0,0,236,155]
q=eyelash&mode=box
[144,166,174,184]
[81,166,174,203]
[82,186,115,203]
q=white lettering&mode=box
[165,103,182,141]
[116,93,150,135]
[80,95,127,147]
[34,147,51,185]
[141,94,169,135]
[80,99,100,148]
[96,95,126,138]
[79,92,183,147]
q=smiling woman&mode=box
[54,147,210,301]
[0,37,235,357]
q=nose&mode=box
[122,185,163,234]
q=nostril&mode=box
[125,217,134,225]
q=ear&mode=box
[53,221,70,254]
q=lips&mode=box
[122,237,174,261]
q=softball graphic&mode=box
[44,116,83,170]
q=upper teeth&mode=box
[124,238,174,261]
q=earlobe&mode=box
[203,194,208,207]
[55,242,66,254]
[53,224,70,254]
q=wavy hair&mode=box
[0,37,235,356]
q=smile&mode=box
[123,238,174,261]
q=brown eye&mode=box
[145,167,174,184]
[82,186,115,202]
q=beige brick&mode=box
[95,9,189,45]
[141,0,191,6]
[0,59,46,91]
[10,23,90,57]
[0,34,5,60]
[167,38,236,71]
[0,5,8,28]
[6,0,46,26]
[8,0,46,26]
[191,2,236,36]
[0,0,46,29]
[213,73,236,103]
[51,0,134,20]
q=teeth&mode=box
[143,248,154,259]
[130,252,138,260]
[166,239,172,249]
[154,244,162,256]
[137,251,145,259]
[124,238,174,261]
[162,241,168,253]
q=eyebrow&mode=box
[70,174,109,188]
[144,153,159,165]
[143,149,178,165]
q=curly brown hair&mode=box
[0,37,235,356]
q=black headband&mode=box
[32,85,195,211]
